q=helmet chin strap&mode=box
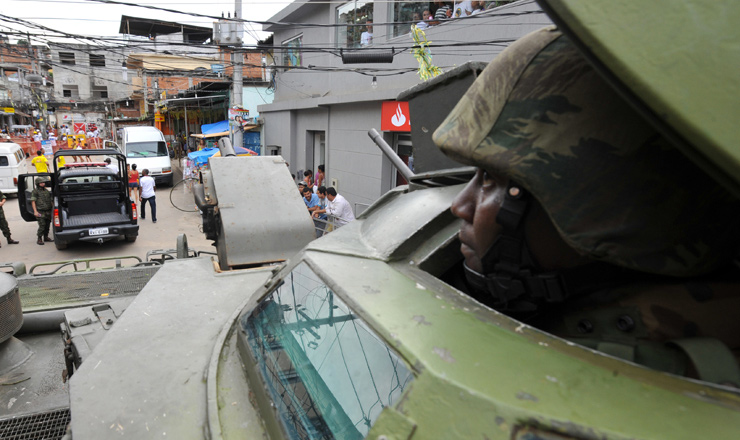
[463,181,568,313]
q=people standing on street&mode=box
[302,186,324,237]
[31,150,49,173]
[56,153,66,169]
[139,169,157,223]
[313,186,329,237]
[31,177,53,245]
[313,187,355,228]
[0,190,20,247]
[316,164,325,189]
[128,164,140,201]
[73,138,84,162]
[302,170,313,188]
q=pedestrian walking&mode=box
[128,163,140,200]
[31,150,49,173]
[139,169,157,223]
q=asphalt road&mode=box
[0,161,214,273]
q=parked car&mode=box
[0,142,29,195]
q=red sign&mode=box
[73,122,86,134]
[381,101,411,132]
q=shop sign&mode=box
[228,107,249,120]
[2,107,14,114]
[381,101,410,132]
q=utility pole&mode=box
[232,0,243,149]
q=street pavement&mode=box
[0,160,214,273]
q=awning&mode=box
[190,132,227,139]
[187,147,218,166]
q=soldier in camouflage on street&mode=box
[31,177,54,245]
[434,28,740,385]
[0,189,20,247]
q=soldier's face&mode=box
[451,168,508,273]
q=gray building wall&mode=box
[259,0,552,212]
[50,44,132,102]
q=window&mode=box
[89,54,105,67]
[390,2,434,38]
[242,262,413,440]
[126,141,168,158]
[92,86,108,99]
[59,52,75,65]
[62,85,79,99]
[0,156,8,167]
[282,35,303,69]
[336,1,374,48]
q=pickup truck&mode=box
[18,149,138,249]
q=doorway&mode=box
[306,131,325,179]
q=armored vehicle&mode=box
[3,0,740,439]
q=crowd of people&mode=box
[298,164,356,237]
[360,0,512,45]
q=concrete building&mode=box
[119,16,270,150]
[259,0,551,214]
[0,36,54,132]
[47,41,131,136]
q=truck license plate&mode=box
[89,228,109,236]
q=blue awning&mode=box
[201,120,229,136]
[187,147,218,166]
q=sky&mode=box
[1,0,293,45]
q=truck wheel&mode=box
[125,235,137,243]
[55,239,68,250]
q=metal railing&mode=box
[311,214,354,237]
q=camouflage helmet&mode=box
[433,27,740,277]
[35,177,49,185]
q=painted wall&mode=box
[242,86,273,119]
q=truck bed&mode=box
[64,212,131,228]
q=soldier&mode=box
[31,177,54,245]
[433,28,740,384]
[0,190,20,247]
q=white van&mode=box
[0,142,29,195]
[119,126,173,186]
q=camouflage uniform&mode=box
[31,183,53,239]
[433,28,740,384]
[0,190,13,242]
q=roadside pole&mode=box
[232,0,243,150]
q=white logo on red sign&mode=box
[391,104,407,127]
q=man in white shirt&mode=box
[324,187,355,227]
[139,169,157,223]
[360,21,373,46]
[104,158,119,174]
